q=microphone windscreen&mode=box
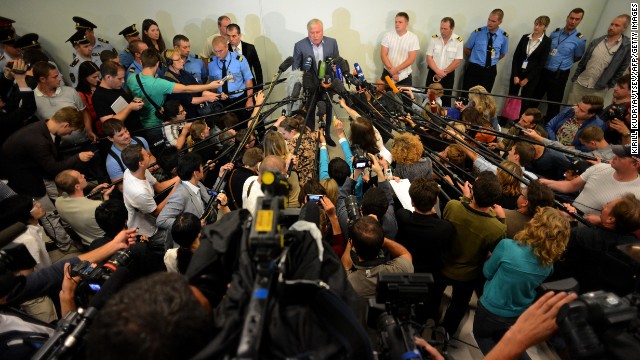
[303,71,315,89]
[303,56,313,72]
[278,56,294,73]
[354,63,365,81]
[330,77,347,95]
[384,75,399,94]
[316,101,326,118]
[318,61,326,80]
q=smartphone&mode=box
[307,194,324,204]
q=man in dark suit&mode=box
[2,106,95,251]
[227,24,263,90]
[292,19,340,71]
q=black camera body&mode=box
[602,104,627,122]
[70,249,132,306]
[352,144,370,169]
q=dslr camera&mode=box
[352,144,370,169]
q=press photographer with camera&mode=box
[601,74,631,146]
[337,153,397,239]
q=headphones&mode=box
[162,49,173,67]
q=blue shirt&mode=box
[207,51,253,98]
[544,28,586,71]
[480,239,552,318]
[466,26,509,67]
[183,53,208,84]
[125,61,143,81]
[119,46,134,69]
[106,137,149,180]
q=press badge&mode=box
[550,48,558,56]
[521,60,528,70]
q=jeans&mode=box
[427,273,477,337]
[473,301,530,360]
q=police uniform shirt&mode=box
[119,46,134,68]
[68,56,90,87]
[126,61,143,81]
[183,53,208,84]
[0,51,13,71]
[466,26,509,67]
[544,28,586,71]
[207,51,253,98]
[426,32,464,69]
[73,36,114,58]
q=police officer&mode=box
[0,16,15,67]
[118,24,140,69]
[173,34,208,84]
[72,16,114,60]
[67,30,97,87]
[462,9,509,92]
[533,8,586,121]
[0,28,18,71]
[208,35,253,120]
[426,17,464,106]
[125,40,148,81]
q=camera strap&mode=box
[135,75,163,113]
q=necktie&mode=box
[485,33,494,68]
[221,59,228,94]
[234,46,240,54]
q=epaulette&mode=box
[475,28,482,32]
[69,58,79,67]
[457,36,463,42]
[129,67,135,73]
[503,31,509,37]
[98,38,109,43]
[0,54,4,61]
[577,32,584,38]
[236,55,244,62]
[192,54,202,59]
[125,48,130,53]
[70,73,75,84]
[432,34,438,38]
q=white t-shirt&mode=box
[575,163,640,215]
[123,169,158,237]
[426,33,464,70]
[14,225,51,271]
[381,30,420,81]
[242,175,262,218]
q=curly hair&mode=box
[469,85,497,122]
[349,117,379,155]
[446,144,466,168]
[497,160,523,197]
[391,133,423,164]
[514,207,570,267]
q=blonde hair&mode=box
[446,144,466,168]
[263,131,289,160]
[427,82,445,98]
[469,85,497,122]
[514,207,570,267]
[187,120,208,150]
[391,133,423,164]
[497,160,523,197]
[320,178,339,205]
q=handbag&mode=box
[501,96,522,121]
[135,74,169,121]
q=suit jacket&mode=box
[156,181,212,230]
[229,41,263,89]
[292,36,340,71]
[510,34,552,81]
[2,119,83,197]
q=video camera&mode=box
[367,273,439,360]
[70,248,132,307]
[352,144,371,169]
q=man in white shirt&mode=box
[426,17,464,105]
[121,144,179,251]
[380,12,420,87]
[243,155,286,217]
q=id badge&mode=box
[521,60,528,70]
[550,48,558,56]
[228,73,235,83]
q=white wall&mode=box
[4,0,620,104]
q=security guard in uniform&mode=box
[208,35,253,120]
[72,16,114,60]
[118,24,140,69]
[173,34,208,84]
[67,30,96,87]
[0,16,16,67]
[462,9,509,92]
[0,28,18,71]
[533,8,586,121]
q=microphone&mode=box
[429,92,438,113]
[303,56,313,72]
[317,60,326,80]
[321,75,332,89]
[384,75,399,94]
[336,65,343,81]
[330,77,348,96]
[278,56,294,73]
[0,222,27,249]
[354,63,365,82]
[291,81,302,99]
[316,100,326,119]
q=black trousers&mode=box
[463,63,497,92]
[532,68,571,122]
[426,68,456,108]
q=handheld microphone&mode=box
[354,63,365,82]
[384,75,399,94]
[336,65,343,81]
[318,61,326,80]
[429,92,438,113]
[278,56,294,73]
[303,56,313,72]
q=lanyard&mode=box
[554,31,573,49]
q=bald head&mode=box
[260,155,286,175]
